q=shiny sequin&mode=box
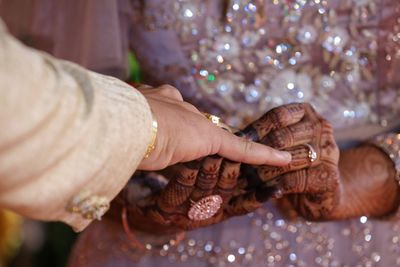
[136,0,400,129]
[126,1,400,265]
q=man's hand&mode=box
[137,84,291,170]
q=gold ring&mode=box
[202,113,222,126]
[202,112,233,132]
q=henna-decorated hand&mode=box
[112,103,398,236]
[240,103,341,221]
[117,155,276,234]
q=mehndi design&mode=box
[112,103,341,236]
[115,156,276,235]
[240,103,340,220]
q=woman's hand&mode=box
[137,84,291,171]
[329,145,399,219]
[239,103,341,220]
[117,155,277,234]
[241,103,399,220]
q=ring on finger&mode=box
[188,195,223,221]
[202,113,233,133]
[305,143,318,162]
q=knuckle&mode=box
[181,102,198,112]
[288,103,306,122]
[266,130,289,149]
[302,102,313,110]
[268,107,287,128]
[239,139,253,162]
[210,133,223,155]
[269,104,301,128]
[159,84,183,99]
[321,119,333,131]
[303,102,317,115]
[317,116,327,126]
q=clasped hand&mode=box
[119,101,341,234]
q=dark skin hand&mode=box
[110,103,399,239]
[241,103,400,220]
[114,156,276,235]
[332,145,399,219]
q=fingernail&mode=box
[277,151,292,162]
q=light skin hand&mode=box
[136,84,292,171]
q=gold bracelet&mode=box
[144,110,158,159]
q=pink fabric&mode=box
[0,0,130,78]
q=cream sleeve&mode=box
[0,19,152,231]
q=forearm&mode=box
[0,19,153,231]
[332,145,399,219]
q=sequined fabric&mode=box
[71,204,400,267]
[67,1,400,266]
[130,0,400,131]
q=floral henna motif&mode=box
[119,103,343,233]
[190,156,222,201]
[120,154,273,234]
[215,160,241,203]
[239,103,341,221]
[272,104,340,220]
[281,163,340,220]
[157,163,199,213]
[262,120,314,149]
[240,103,305,142]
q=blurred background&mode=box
[2,216,77,267]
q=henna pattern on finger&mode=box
[280,164,339,195]
[254,145,313,184]
[245,103,343,221]
[157,163,199,213]
[217,160,240,190]
[215,160,240,203]
[240,103,306,142]
[111,103,350,234]
[262,121,314,149]
[190,156,222,200]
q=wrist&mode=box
[333,145,400,219]
[143,109,158,159]
[368,133,400,186]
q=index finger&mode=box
[217,129,292,166]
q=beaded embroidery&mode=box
[125,0,400,265]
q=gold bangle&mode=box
[144,110,158,159]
